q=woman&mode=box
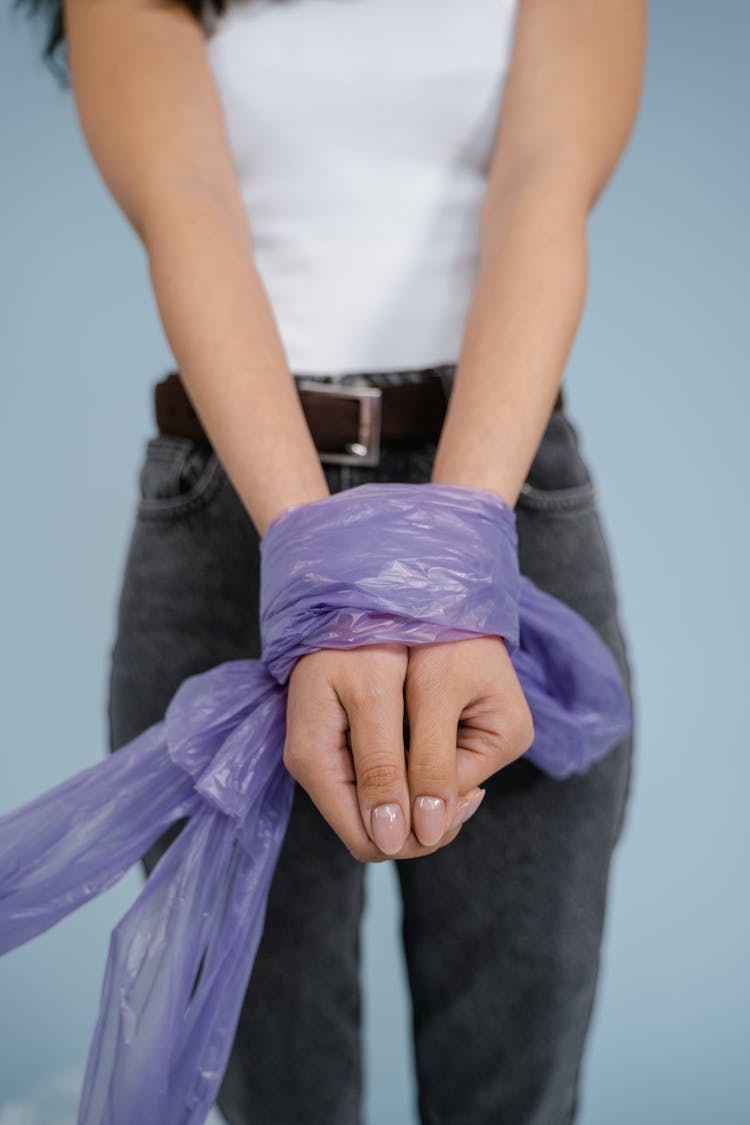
[17,0,645,1121]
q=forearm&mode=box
[431,171,589,508]
[143,188,329,537]
[63,0,328,539]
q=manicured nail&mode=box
[413,795,446,846]
[371,803,406,855]
[447,788,486,833]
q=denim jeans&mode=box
[107,365,636,1125]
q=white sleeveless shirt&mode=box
[205,0,519,375]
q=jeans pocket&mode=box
[136,433,224,520]
[515,478,598,513]
[515,411,598,514]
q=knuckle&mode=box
[408,728,456,786]
[357,757,402,793]
[408,745,451,780]
[405,668,450,705]
[344,674,395,711]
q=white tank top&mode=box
[205,0,519,375]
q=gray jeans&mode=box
[107,365,636,1125]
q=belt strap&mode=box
[154,369,564,466]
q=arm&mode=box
[402,0,647,828]
[64,0,329,537]
[62,0,486,859]
[431,0,647,506]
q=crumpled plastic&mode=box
[0,481,632,1124]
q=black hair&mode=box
[12,0,230,87]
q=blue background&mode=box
[1,2,748,1122]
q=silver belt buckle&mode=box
[296,378,383,466]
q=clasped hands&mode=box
[283,635,535,862]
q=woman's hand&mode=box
[283,643,485,862]
[403,634,535,810]
[282,636,534,862]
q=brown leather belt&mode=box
[154,368,564,467]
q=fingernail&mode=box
[447,788,486,833]
[413,795,447,847]
[371,803,406,855]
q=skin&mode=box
[64,0,646,862]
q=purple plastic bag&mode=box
[0,481,632,1123]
